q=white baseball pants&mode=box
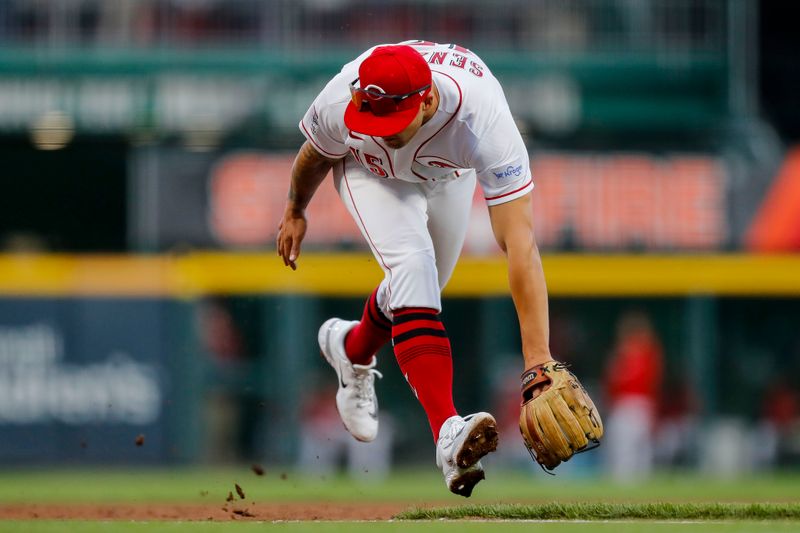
[333,157,477,319]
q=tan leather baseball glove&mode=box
[518,361,603,472]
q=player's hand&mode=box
[277,206,307,270]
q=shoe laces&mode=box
[351,359,382,407]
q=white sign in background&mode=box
[0,323,162,425]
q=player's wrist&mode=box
[284,201,307,217]
[286,186,313,213]
[522,351,553,369]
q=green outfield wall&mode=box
[0,49,725,139]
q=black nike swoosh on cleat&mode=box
[326,327,347,388]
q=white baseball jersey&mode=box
[300,40,533,207]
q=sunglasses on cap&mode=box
[349,78,431,116]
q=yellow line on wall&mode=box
[173,253,384,297]
[0,253,798,297]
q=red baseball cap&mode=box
[344,45,432,137]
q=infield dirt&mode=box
[0,502,406,521]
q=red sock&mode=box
[392,307,457,441]
[344,287,392,365]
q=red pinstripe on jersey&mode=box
[484,177,533,201]
[411,71,463,181]
[370,136,398,178]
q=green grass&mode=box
[0,468,798,504]
[1,468,800,532]
[399,502,800,520]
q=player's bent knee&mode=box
[393,253,439,289]
[387,252,441,310]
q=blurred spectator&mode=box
[654,378,700,469]
[0,0,722,53]
[297,379,395,482]
[199,297,245,360]
[753,379,800,469]
[96,0,155,46]
[603,310,663,481]
[198,297,263,462]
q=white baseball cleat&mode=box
[318,318,382,442]
[435,412,499,497]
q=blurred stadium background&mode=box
[0,0,798,487]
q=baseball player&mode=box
[277,41,602,496]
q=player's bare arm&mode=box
[487,192,553,369]
[277,141,342,270]
[491,193,604,470]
